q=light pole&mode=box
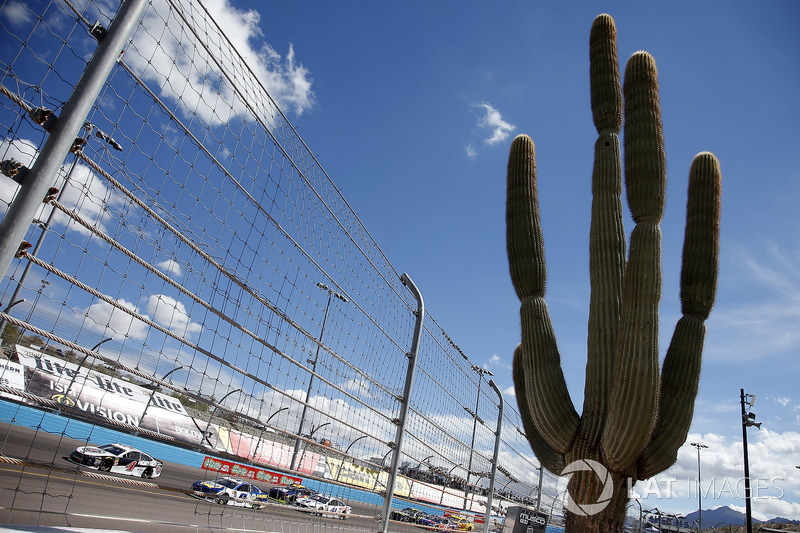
[253,406,290,459]
[740,389,760,533]
[465,365,493,509]
[291,282,347,470]
[630,499,642,533]
[16,279,49,343]
[202,388,242,447]
[644,507,662,532]
[63,337,112,399]
[1,299,25,314]
[416,455,434,469]
[691,441,708,532]
[296,421,331,471]
[344,434,368,455]
[448,463,464,477]
[335,434,369,482]
[140,365,184,425]
[549,490,568,522]
[483,379,503,533]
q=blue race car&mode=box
[191,477,269,509]
[267,483,317,504]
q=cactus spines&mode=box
[590,14,622,134]
[509,14,721,532]
[508,134,580,455]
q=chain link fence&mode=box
[0,0,560,530]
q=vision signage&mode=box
[16,345,203,444]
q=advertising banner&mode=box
[201,456,301,486]
[16,345,204,444]
[504,507,548,533]
[0,359,25,400]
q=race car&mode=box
[295,494,351,518]
[267,483,317,504]
[67,442,163,478]
[448,516,476,531]
[191,477,270,509]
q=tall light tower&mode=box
[690,441,708,532]
[740,389,761,533]
[291,282,347,471]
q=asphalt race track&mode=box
[0,421,424,533]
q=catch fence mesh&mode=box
[0,0,559,530]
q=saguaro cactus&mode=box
[509,14,721,532]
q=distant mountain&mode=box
[682,505,800,530]
[683,505,749,529]
[770,516,800,525]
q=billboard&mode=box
[15,345,204,444]
[0,359,25,400]
[201,456,301,486]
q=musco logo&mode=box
[518,510,548,531]
[529,515,546,526]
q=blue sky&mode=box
[2,0,798,523]
[220,0,800,520]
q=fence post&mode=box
[0,0,150,280]
[484,379,504,533]
[379,273,424,532]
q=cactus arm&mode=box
[513,344,567,474]
[590,14,623,134]
[601,51,665,472]
[507,134,580,453]
[638,153,721,479]
[679,153,721,320]
[582,14,626,447]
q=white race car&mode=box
[296,494,351,519]
[67,443,163,478]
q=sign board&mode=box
[201,456,301,486]
[503,506,548,533]
[15,345,202,443]
[0,359,25,399]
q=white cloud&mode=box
[0,1,34,27]
[504,385,516,397]
[477,103,515,146]
[125,0,313,128]
[84,298,150,341]
[466,144,477,159]
[156,259,183,277]
[146,294,201,337]
[705,241,800,362]
[635,430,800,520]
[0,137,123,235]
[0,138,38,212]
[773,397,791,408]
[341,377,374,398]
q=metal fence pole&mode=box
[379,273,424,533]
[483,379,503,533]
[0,0,149,280]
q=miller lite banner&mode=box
[16,345,205,444]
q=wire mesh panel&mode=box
[0,0,558,531]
